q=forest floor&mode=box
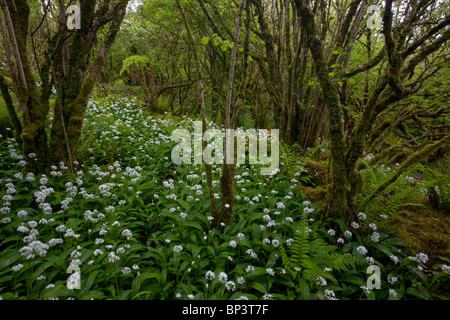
[393,195,450,264]
[0,97,449,300]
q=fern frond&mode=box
[356,163,426,228]
[279,140,302,175]
[279,211,310,270]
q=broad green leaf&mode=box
[249,282,268,294]
[201,37,210,45]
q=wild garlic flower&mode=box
[173,245,183,253]
[409,253,428,264]
[12,264,23,272]
[357,246,368,255]
[225,281,236,292]
[108,252,120,263]
[360,286,371,295]
[20,241,49,259]
[122,267,131,275]
[246,249,257,258]
[388,277,398,285]
[205,271,215,281]
[324,289,338,300]
[17,225,30,233]
[370,232,380,242]
[316,277,327,286]
[366,257,375,265]
[122,229,132,240]
[218,272,228,283]
[389,289,397,297]
[17,210,28,217]
[357,212,366,221]
[245,265,255,273]
[276,202,285,209]
[369,223,377,231]
[441,265,450,275]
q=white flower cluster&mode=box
[65,182,78,197]
[122,229,132,240]
[356,246,368,255]
[19,241,49,260]
[388,276,398,285]
[357,212,366,221]
[205,270,215,281]
[34,187,54,204]
[218,272,228,283]
[64,228,80,239]
[225,281,236,292]
[163,180,174,189]
[442,265,450,275]
[245,265,255,273]
[408,253,428,264]
[84,210,105,223]
[324,289,338,300]
[60,198,73,210]
[48,238,63,246]
[98,183,116,197]
[39,202,52,215]
[370,232,380,242]
[124,166,142,183]
[316,276,327,286]
[246,249,257,258]
[108,251,120,263]
[173,245,183,253]
[276,202,285,210]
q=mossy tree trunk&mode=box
[1,0,129,171]
[2,0,49,170]
[175,0,220,225]
[218,0,246,227]
[294,0,450,221]
[49,0,129,167]
[294,0,348,219]
[0,76,22,144]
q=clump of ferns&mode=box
[278,212,356,287]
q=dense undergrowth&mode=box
[0,97,448,300]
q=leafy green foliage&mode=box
[120,55,151,75]
[0,97,448,301]
[356,162,421,228]
[279,140,302,176]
